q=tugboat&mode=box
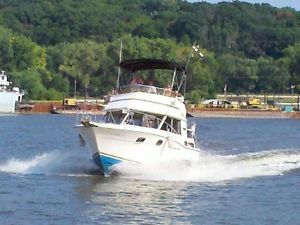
[76,59,200,175]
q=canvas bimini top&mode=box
[119,59,186,72]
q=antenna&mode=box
[185,44,204,70]
[116,42,123,89]
[185,49,193,71]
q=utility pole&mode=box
[291,85,295,95]
[74,78,77,99]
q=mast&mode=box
[116,42,123,89]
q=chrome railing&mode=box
[119,84,178,97]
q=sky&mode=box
[193,1,300,11]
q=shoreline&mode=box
[9,100,300,119]
[11,109,300,119]
[188,109,300,119]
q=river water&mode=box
[0,114,300,225]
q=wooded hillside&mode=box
[0,0,299,102]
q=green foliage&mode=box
[1,0,299,58]
[282,43,300,92]
[1,1,300,101]
[11,69,46,100]
[10,35,46,70]
[58,40,108,97]
[0,26,45,71]
[186,50,218,100]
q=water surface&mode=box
[0,115,299,224]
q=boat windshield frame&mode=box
[102,109,180,134]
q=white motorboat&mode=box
[76,59,200,175]
[0,70,24,113]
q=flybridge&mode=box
[117,58,187,96]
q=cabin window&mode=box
[136,137,145,143]
[105,111,126,124]
[160,117,181,134]
[125,112,143,126]
[161,117,171,132]
[156,140,163,146]
[184,141,194,148]
[188,143,195,148]
[142,114,158,128]
[173,119,181,134]
[122,111,163,128]
[104,113,112,123]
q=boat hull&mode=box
[92,152,121,175]
[0,92,18,113]
[77,123,200,175]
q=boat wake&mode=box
[0,150,100,176]
[1,149,300,182]
[112,149,300,182]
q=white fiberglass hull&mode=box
[78,123,200,174]
[0,92,18,113]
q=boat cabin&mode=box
[103,108,195,148]
[101,59,196,148]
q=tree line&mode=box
[0,0,299,103]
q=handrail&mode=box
[118,84,181,97]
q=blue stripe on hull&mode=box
[92,152,121,175]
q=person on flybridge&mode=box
[130,74,144,85]
[147,80,157,94]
